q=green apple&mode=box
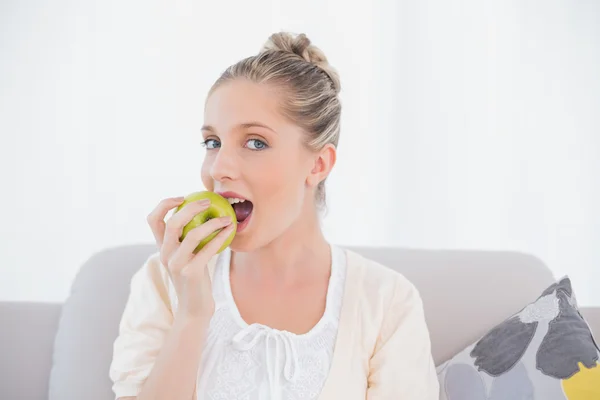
[175,191,237,254]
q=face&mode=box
[201,79,334,251]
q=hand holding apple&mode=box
[146,193,236,319]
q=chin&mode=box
[229,242,251,253]
[227,217,276,253]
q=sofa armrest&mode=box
[0,301,62,400]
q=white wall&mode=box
[1,0,598,305]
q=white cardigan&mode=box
[109,247,440,399]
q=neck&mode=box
[231,204,331,283]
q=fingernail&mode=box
[220,216,233,224]
[196,199,210,205]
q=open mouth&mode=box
[227,197,253,224]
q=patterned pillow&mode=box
[437,277,600,400]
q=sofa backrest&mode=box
[47,244,558,399]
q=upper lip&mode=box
[216,191,249,201]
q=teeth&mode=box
[227,197,246,204]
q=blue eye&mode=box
[247,139,268,150]
[201,139,220,149]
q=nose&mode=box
[210,144,239,182]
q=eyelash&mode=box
[201,138,269,151]
[200,139,219,149]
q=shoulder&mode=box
[343,247,421,308]
[340,247,426,344]
[340,248,431,360]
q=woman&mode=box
[110,32,439,399]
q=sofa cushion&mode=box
[437,276,600,400]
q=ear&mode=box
[306,143,337,188]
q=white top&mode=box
[195,245,347,400]
[110,247,439,399]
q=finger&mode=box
[147,197,185,247]
[163,199,211,256]
[172,216,234,267]
[188,220,236,268]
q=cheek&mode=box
[255,153,307,209]
[201,158,214,190]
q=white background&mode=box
[1,0,599,305]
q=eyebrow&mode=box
[201,122,278,135]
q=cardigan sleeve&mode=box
[108,253,175,399]
[366,278,440,399]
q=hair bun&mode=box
[262,32,341,94]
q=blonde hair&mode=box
[209,32,342,209]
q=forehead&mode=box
[204,79,286,130]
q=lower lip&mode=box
[235,211,252,233]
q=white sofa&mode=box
[1,244,598,399]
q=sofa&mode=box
[1,244,599,399]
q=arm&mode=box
[366,279,440,399]
[109,255,208,400]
